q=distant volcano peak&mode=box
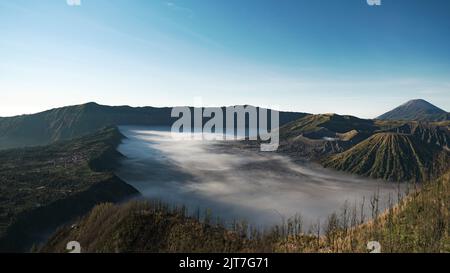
[377,99,448,122]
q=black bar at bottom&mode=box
[0,253,446,272]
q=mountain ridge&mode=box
[0,102,306,150]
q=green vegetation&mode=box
[0,127,139,252]
[280,112,449,147]
[386,122,450,150]
[277,111,449,182]
[277,113,382,159]
[322,133,449,182]
[280,113,376,140]
[277,170,450,253]
[41,170,450,253]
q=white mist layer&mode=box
[116,126,404,228]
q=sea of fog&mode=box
[116,126,404,229]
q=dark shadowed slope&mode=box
[322,132,449,182]
[0,103,174,150]
[0,127,139,252]
[377,99,449,122]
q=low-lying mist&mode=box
[116,126,404,229]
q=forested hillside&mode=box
[0,127,139,252]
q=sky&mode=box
[1,0,449,118]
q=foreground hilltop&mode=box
[40,201,247,253]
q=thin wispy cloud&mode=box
[66,0,81,6]
[162,1,223,49]
[165,1,194,18]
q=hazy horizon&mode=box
[0,98,448,119]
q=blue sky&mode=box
[1,0,449,118]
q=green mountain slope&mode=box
[276,113,450,178]
[322,132,449,182]
[278,114,384,158]
[0,127,139,252]
[387,122,450,150]
[377,99,449,122]
[280,113,376,139]
[0,103,174,150]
